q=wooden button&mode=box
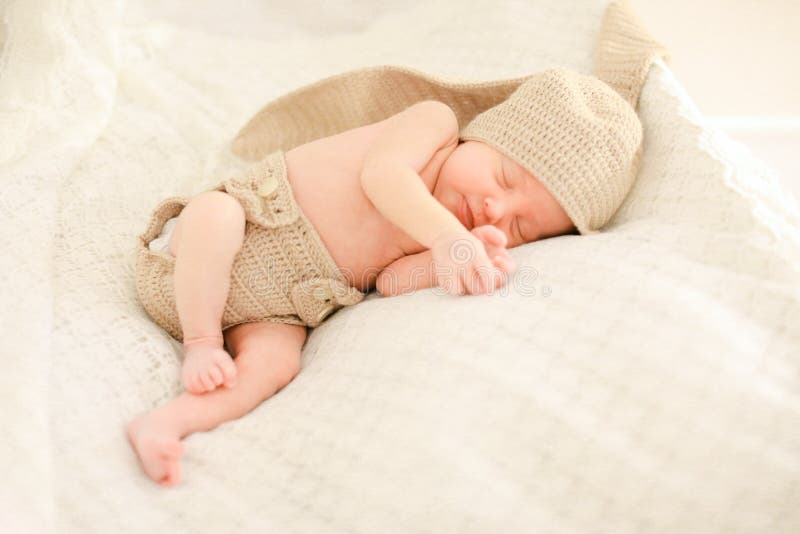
[257,174,278,197]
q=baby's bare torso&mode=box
[283,118,455,292]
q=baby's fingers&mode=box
[470,263,503,295]
[492,254,517,274]
[472,225,507,247]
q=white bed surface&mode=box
[1,0,798,532]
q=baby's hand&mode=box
[471,225,517,274]
[430,226,515,296]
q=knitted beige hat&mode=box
[455,0,670,235]
[231,0,668,236]
[460,68,642,235]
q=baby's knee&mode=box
[183,191,245,229]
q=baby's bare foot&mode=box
[181,344,237,394]
[127,413,186,487]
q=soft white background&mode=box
[130,0,800,198]
[632,0,800,199]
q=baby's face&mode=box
[432,140,576,247]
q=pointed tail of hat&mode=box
[593,0,671,110]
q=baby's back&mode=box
[284,117,452,291]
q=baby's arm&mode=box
[376,249,435,297]
[362,100,513,295]
[360,100,464,249]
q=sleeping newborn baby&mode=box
[127,68,642,487]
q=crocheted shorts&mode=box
[134,149,365,343]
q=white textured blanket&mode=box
[2,0,799,532]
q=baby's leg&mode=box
[127,321,307,487]
[171,191,246,393]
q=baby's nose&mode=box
[483,197,506,225]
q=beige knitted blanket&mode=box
[2,0,798,532]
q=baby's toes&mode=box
[161,440,186,460]
[160,458,182,487]
[159,440,184,487]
